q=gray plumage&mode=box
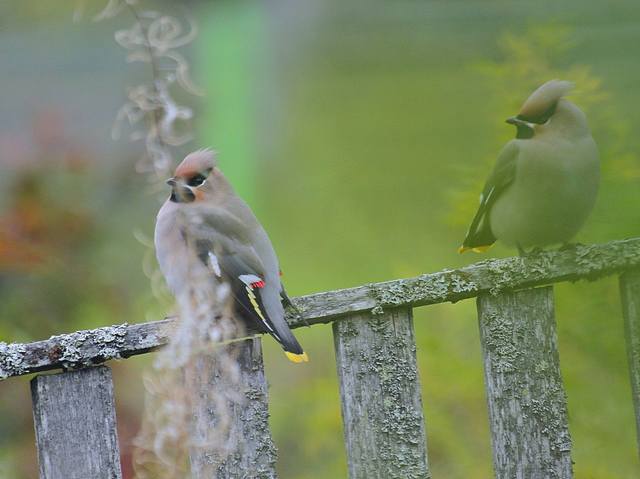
[155,150,307,362]
[460,80,600,253]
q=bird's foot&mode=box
[529,246,544,255]
[286,304,310,327]
[297,310,311,328]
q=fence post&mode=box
[333,308,430,479]
[477,286,572,479]
[619,269,640,458]
[189,337,277,478]
[30,365,122,479]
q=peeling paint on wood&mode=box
[619,269,640,459]
[477,287,572,479]
[333,308,430,479]
[3,238,640,379]
[31,366,122,479]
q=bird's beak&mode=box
[506,116,529,127]
[167,177,196,203]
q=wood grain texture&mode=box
[189,338,277,478]
[31,366,122,479]
[333,308,430,479]
[3,238,640,379]
[477,287,572,479]
[619,269,640,459]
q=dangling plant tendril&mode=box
[92,2,243,478]
[97,0,200,178]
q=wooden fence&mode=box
[2,238,640,478]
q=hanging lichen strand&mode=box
[90,2,244,477]
[96,0,200,179]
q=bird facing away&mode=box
[154,150,308,363]
[459,80,600,254]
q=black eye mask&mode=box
[187,174,207,187]
[186,168,213,187]
[170,186,196,203]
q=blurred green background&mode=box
[2,0,640,477]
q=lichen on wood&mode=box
[477,286,572,479]
[619,268,640,459]
[0,342,27,379]
[333,308,430,479]
[0,320,173,380]
[2,238,640,380]
[189,338,277,478]
[31,366,122,479]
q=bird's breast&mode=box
[490,136,599,248]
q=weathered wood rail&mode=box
[2,238,640,478]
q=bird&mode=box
[154,149,308,363]
[459,80,600,255]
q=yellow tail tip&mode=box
[458,244,492,254]
[285,351,309,363]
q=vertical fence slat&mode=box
[31,365,122,479]
[189,337,277,478]
[333,308,430,479]
[619,269,640,458]
[477,286,572,479]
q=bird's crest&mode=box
[517,80,574,123]
[174,148,217,178]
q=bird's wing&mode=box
[459,141,520,253]
[190,208,306,361]
[191,206,252,246]
[195,234,287,336]
[189,209,274,331]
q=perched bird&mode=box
[155,150,308,363]
[459,80,599,254]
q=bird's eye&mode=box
[188,174,207,187]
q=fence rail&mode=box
[2,237,640,478]
[2,238,640,380]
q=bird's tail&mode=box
[285,350,309,363]
[458,244,493,254]
[275,329,309,363]
[459,206,496,254]
[232,275,308,363]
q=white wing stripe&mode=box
[207,252,222,277]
